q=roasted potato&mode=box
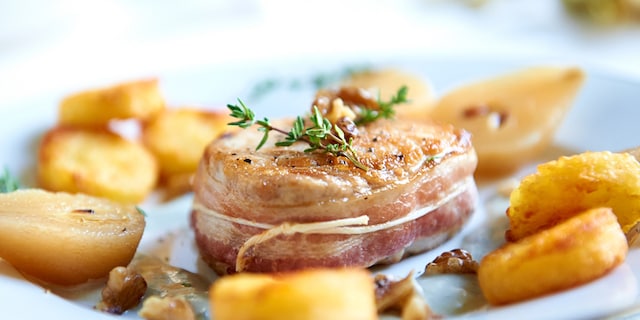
[59,78,165,127]
[37,126,158,204]
[141,107,234,179]
[211,268,377,320]
[506,151,640,241]
[0,189,145,285]
[430,66,584,177]
[478,207,627,305]
[343,68,436,120]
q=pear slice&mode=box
[0,189,145,285]
[430,66,585,177]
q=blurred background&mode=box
[1,0,639,106]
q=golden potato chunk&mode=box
[142,107,233,178]
[343,68,435,120]
[430,66,584,177]
[478,207,627,305]
[59,78,165,127]
[506,151,640,241]
[0,189,145,285]
[38,127,158,203]
[211,268,377,320]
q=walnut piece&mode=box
[95,266,147,314]
[374,271,436,319]
[138,296,196,320]
[425,249,479,275]
[313,86,380,122]
[326,98,357,124]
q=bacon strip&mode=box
[191,119,478,274]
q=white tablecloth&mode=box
[1,0,639,106]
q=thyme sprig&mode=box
[0,167,20,193]
[227,86,409,171]
[357,85,409,125]
[227,100,367,170]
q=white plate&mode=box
[1,55,640,319]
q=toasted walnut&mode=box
[425,249,479,275]
[312,86,380,121]
[337,86,380,109]
[96,266,147,315]
[312,85,389,145]
[375,272,415,312]
[334,116,359,141]
[138,296,196,320]
[325,98,357,124]
[374,271,436,319]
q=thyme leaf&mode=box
[135,206,148,217]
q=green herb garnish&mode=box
[249,78,280,100]
[227,101,367,171]
[246,65,371,102]
[310,65,371,90]
[136,206,148,217]
[356,85,409,125]
[0,167,20,193]
[227,85,408,171]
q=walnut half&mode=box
[96,266,147,314]
[425,249,479,275]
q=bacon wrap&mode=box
[191,118,478,275]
